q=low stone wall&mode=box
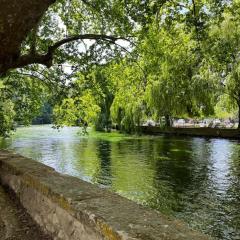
[0,150,210,240]
[141,126,240,139]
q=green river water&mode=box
[0,125,240,239]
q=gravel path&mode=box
[0,185,52,240]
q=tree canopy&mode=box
[1,0,240,135]
[0,0,163,75]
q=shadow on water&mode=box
[94,140,112,186]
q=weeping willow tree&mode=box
[88,67,116,132]
[225,64,240,128]
[142,23,216,127]
[110,60,147,133]
[106,23,217,131]
[207,9,240,128]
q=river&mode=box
[0,125,240,239]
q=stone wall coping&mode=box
[141,126,240,139]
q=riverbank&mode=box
[0,183,52,240]
[0,150,210,240]
[1,125,240,239]
[140,126,240,139]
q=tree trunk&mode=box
[238,103,240,130]
[0,0,56,75]
[165,115,172,128]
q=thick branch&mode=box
[48,34,126,54]
[10,54,53,70]
[1,34,128,75]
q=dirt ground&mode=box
[0,185,52,240]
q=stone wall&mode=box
[0,150,210,240]
[141,126,240,139]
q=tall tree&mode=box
[208,4,240,127]
[141,21,215,126]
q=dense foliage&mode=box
[1,0,240,135]
[0,76,50,136]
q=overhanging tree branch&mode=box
[48,34,127,54]
[1,34,129,76]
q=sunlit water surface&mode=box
[1,125,240,239]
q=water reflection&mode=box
[94,140,112,186]
[1,126,240,239]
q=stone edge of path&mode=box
[0,185,52,240]
[0,150,212,240]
